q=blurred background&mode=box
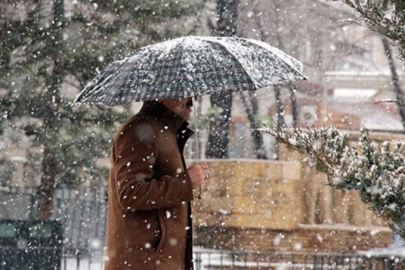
[1,0,404,269]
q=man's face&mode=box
[160,97,194,120]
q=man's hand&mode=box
[187,163,209,190]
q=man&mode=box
[105,97,208,270]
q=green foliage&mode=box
[0,0,204,190]
[188,105,223,130]
[334,0,405,63]
[263,125,405,240]
[0,158,14,185]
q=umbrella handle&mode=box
[194,187,202,200]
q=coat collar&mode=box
[140,101,192,133]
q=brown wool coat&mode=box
[105,101,195,270]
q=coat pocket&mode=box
[155,209,166,253]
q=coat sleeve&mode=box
[113,124,194,212]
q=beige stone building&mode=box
[192,155,393,254]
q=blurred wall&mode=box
[192,158,392,253]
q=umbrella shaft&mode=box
[193,100,199,164]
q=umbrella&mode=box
[74,36,307,163]
[74,36,306,106]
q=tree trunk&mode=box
[37,145,58,220]
[381,37,405,131]
[252,1,289,157]
[205,0,239,159]
[36,0,64,220]
[274,85,285,127]
[239,92,268,159]
[289,82,298,128]
[273,85,285,160]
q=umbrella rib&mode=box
[243,37,306,78]
[203,38,260,90]
[73,90,85,104]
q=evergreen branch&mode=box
[375,99,405,106]
[332,0,405,62]
[259,124,405,239]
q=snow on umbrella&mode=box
[74,36,306,106]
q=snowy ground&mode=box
[59,246,405,270]
[61,252,286,270]
[64,258,103,270]
[61,247,280,270]
[358,243,405,257]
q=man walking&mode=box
[105,98,208,270]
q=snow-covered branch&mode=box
[260,124,405,240]
[375,99,405,106]
[333,0,405,63]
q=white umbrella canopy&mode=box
[74,36,306,106]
